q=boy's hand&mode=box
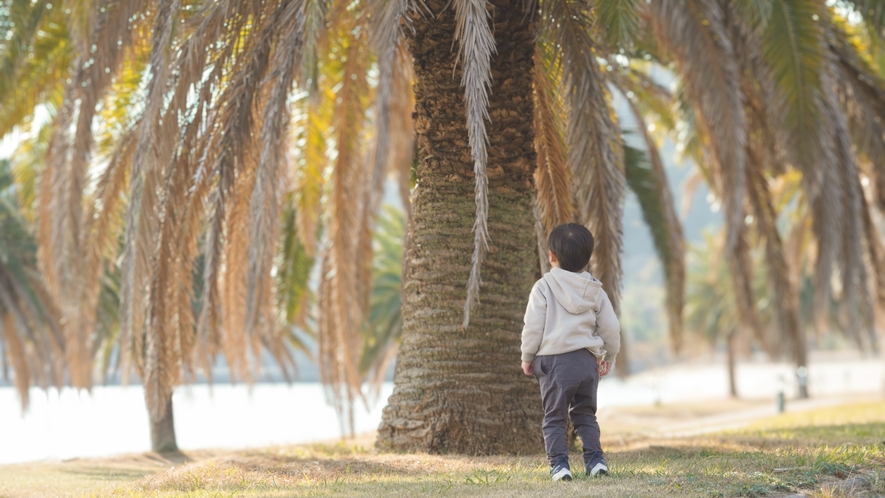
[522,361,534,376]
[598,360,611,377]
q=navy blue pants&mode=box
[534,349,604,469]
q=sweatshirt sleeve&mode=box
[520,280,547,363]
[596,289,621,364]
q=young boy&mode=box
[520,223,621,482]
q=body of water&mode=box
[0,379,658,464]
[1,355,881,464]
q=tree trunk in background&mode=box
[727,330,738,398]
[615,328,630,377]
[150,395,178,453]
[377,1,544,454]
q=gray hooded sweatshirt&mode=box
[520,267,620,365]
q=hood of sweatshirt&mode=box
[542,267,603,314]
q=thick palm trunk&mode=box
[377,1,543,454]
[150,395,178,453]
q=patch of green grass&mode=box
[2,401,883,497]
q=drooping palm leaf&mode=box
[650,0,746,252]
[246,0,312,364]
[532,40,575,235]
[453,0,496,329]
[596,0,640,49]
[622,135,684,353]
[542,0,625,315]
[744,133,805,361]
[317,11,374,434]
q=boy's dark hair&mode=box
[548,223,594,272]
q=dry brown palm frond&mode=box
[390,43,416,218]
[805,36,877,349]
[622,95,685,354]
[533,198,552,275]
[145,100,207,392]
[37,0,146,389]
[69,0,145,214]
[246,0,313,365]
[860,179,885,334]
[299,0,330,92]
[825,63,876,349]
[532,43,575,236]
[726,225,765,345]
[165,0,259,136]
[453,0,496,328]
[740,68,805,361]
[195,5,280,384]
[649,0,746,263]
[37,88,80,380]
[222,147,259,383]
[37,86,74,297]
[542,0,625,312]
[291,1,333,258]
[119,0,183,421]
[172,92,217,380]
[649,1,766,344]
[318,18,373,435]
[827,25,885,216]
[745,138,803,361]
[367,0,413,189]
[43,120,135,390]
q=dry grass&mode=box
[1,400,882,498]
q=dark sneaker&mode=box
[586,461,608,477]
[551,464,573,481]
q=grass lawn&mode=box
[1,400,882,497]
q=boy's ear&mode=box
[548,250,557,263]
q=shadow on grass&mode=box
[101,420,885,497]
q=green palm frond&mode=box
[359,204,404,398]
[278,194,315,339]
[764,0,826,155]
[596,0,640,49]
[0,159,64,409]
[623,139,685,353]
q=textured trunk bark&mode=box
[377,1,543,454]
[150,395,178,453]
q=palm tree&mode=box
[685,232,772,398]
